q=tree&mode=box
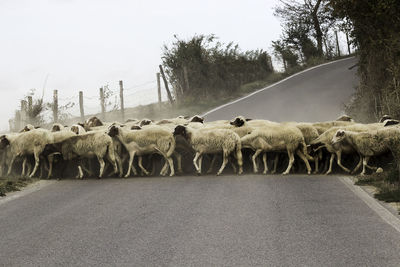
[274,0,336,58]
[331,0,400,121]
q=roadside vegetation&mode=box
[328,0,400,205]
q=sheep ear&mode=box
[246,118,253,121]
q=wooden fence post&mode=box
[53,90,58,123]
[20,100,27,127]
[156,73,161,105]
[27,96,32,124]
[335,31,341,57]
[159,65,174,104]
[119,80,125,121]
[100,87,105,120]
[79,91,84,122]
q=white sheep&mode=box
[240,123,312,175]
[173,125,243,175]
[0,128,53,178]
[45,131,118,178]
[310,123,384,174]
[331,128,396,175]
[107,125,176,177]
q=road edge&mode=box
[0,179,56,206]
[202,56,356,117]
[339,176,400,233]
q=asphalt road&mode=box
[2,57,400,266]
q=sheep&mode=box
[107,125,176,177]
[283,122,321,173]
[331,128,394,175]
[19,124,36,133]
[336,115,354,122]
[310,123,384,174]
[240,123,312,175]
[86,116,103,127]
[379,115,393,123]
[44,131,118,178]
[70,124,87,135]
[51,123,68,132]
[0,128,53,178]
[312,120,355,135]
[173,125,243,175]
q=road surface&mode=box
[2,57,400,266]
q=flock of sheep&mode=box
[0,114,399,180]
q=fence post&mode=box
[119,80,125,122]
[100,87,105,120]
[159,65,174,104]
[53,90,58,123]
[335,31,341,57]
[15,110,21,131]
[27,96,33,124]
[79,91,84,122]
[20,100,27,127]
[156,73,161,106]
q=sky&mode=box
[0,0,284,130]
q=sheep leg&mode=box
[29,148,41,178]
[193,152,201,174]
[97,157,105,178]
[77,165,84,179]
[335,151,351,173]
[235,147,243,175]
[21,157,27,177]
[167,157,175,176]
[47,154,54,179]
[296,150,312,175]
[262,153,268,174]
[325,153,335,175]
[198,155,203,174]
[138,156,150,176]
[6,155,17,177]
[160,159,168,176]
[216,151,229,176]
[351,155,363,174]
[207,154,217,174]
[173,152,183,174]
[313,156,319,174]
[361,156,369,176]
[115,154,124,177]
[125,151,136,178]
[271,154,279,174]
[252,149,262,173]
[282,150,295,175]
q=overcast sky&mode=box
[0,0,284,130]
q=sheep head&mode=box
[190,115,204,123]
[86,116,103,127]
[0,135,10,149]
[336,115,353,122]
[70,125,80,135]
[107,125,120,137]
[384,119,400,127]
[131,125,142,130]
[139,119,152,127]
[332,130,346,144]
[380,115,392,123]
[173,125,188,139]
[230,116,246,127]
[52,124,61,132]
